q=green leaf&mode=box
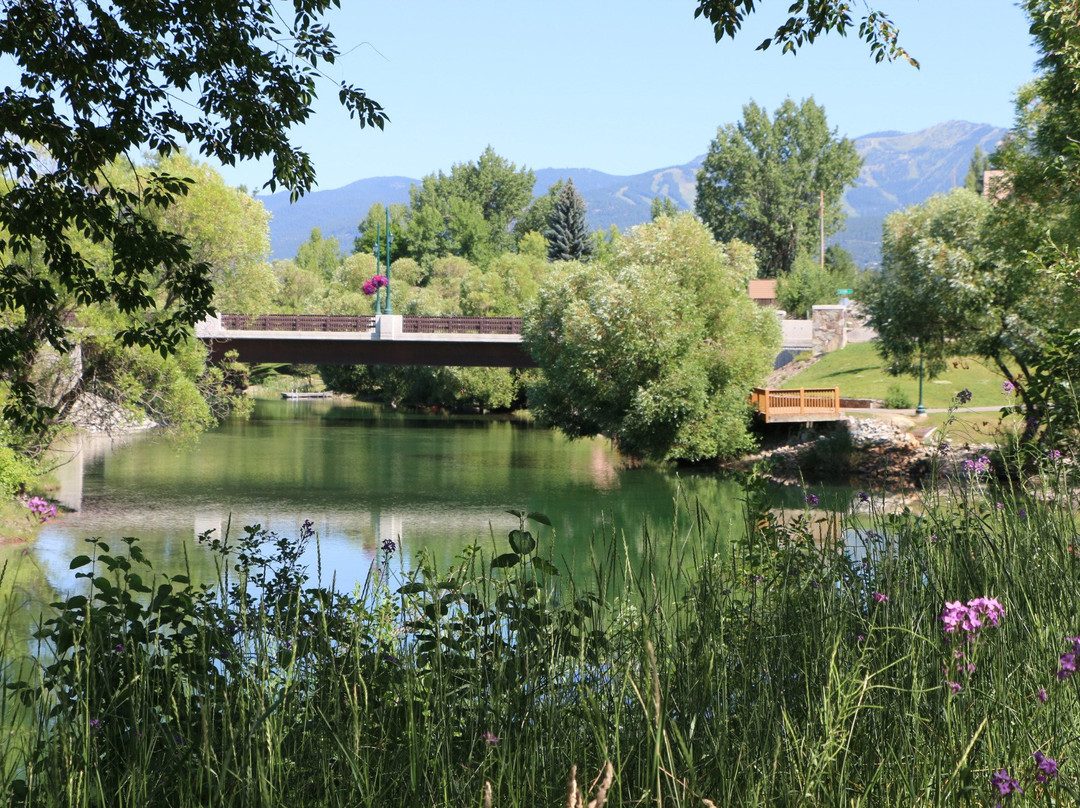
[69,555,92,569]
[508,529,536,555]
[397,582,427,595]
[533,558,560,576]
[505,508,526,518]
[490,552,521,569]
[527,511,552,526]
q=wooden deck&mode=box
[750,387,843,423]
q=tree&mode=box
[524,215,778,462]
[776,249,858,319]
[295,228,343,280]
[651,196,680,220]
[963,146,990,196]
[404,147,535,267]
[865,189,991,380]
[546,180,594,263]
[513,181,564,244]
[695,98,862,277]
[0,0,385,449]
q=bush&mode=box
[0,442,36,498]
[884,384,913,409]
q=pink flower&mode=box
[872,592,888,603]
[1037,687,1048,703]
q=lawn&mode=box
[782,342,1009,410]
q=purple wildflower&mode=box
[481,731,499,746]
[963,455,992,475]
[381,537,397,555]
[805,493,819,507]
[1049,449,1063,462]
[89,718,101,730]
[1057,651,1077,680]
[1033,751,1058,783]
[857,491,870,503]
[955,389,973,405]
[300,519,315,540]
[872,592,889,604]
[1002,380,1016,395]
[996,502,1004,510]
[856,634,866,643]
[947,681,963,694]
[990,769,1022,798]
[1037,687,1048,703]
[25,496,57,523]
[113,643,125,655]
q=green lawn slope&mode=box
[781,342,1008,410]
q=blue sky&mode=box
[224,2,1040,193]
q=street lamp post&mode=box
[916,352,927,415]
[384,206,393,315]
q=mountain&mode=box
[260,121,1007,266]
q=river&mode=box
[5,398,847,605]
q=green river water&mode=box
[3,398,849,608]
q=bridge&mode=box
[195,313,537,368]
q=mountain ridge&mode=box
[260,120,1008,267]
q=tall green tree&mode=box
[545,180,594,263]
[695,98,862,277]
[524,214,778,462]
[294,228,343,281]
[650,196,680,220]
[865,189,991,380]
[404,147,535,267]
[0,0,385,448]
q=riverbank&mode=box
[4,466,1077,807]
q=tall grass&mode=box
[2,454,1079,807]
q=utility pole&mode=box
[819,189,825,268]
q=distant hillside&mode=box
[261,121,1007,266]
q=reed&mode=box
[2,452,1079,807]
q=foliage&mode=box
[692,0,917,64]
[8,454,1080,805]
[865,189,991,380]
[524,214,779,462]
[512,181,564,244]
[776,249,858,317]
[545,180,594,263]
[883,384,912,410]
[963,146,990,195]
[0,0,385,448]
[0,440,37,499]
[403,147,535,267]
[695,98,862,277]
[650,195,680,220]
[294,228,343,281]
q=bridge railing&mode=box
[750,387,841,421]
[402,316,522,335]
[220,314,376,332]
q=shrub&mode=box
[884,384,913,409]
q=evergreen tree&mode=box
[545,180,594,262]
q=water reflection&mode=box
[28,400,774,596]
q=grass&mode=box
[2,450,1080,807]
[782,342,1007,410]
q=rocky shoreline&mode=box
[731,416,991,494]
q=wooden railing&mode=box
[220,314,375,332]
[218,314,523,336]
[750,387,841,422]
[401,316,522,335]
